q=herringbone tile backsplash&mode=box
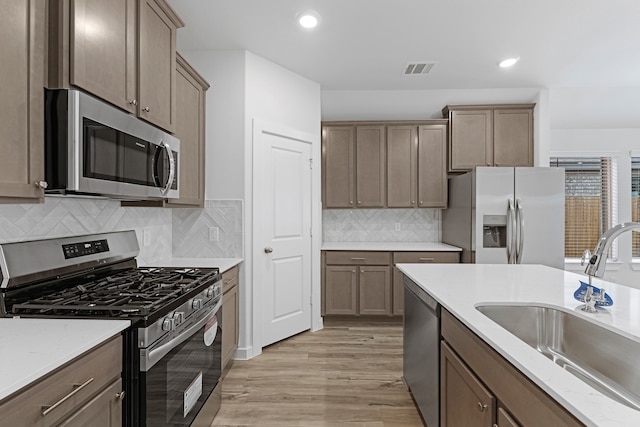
[0,197,172,265]
[323,208,440,242]
[172,200,243,258]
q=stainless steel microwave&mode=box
[44,89,180,200]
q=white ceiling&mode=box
[168,0,640,91]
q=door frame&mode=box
[249,118,322,358]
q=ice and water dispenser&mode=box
[483,215,507,248]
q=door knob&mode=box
[264,247,273,253]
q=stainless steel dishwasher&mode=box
[403,274,440,427]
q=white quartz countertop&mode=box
[396,263,640,427]
[0,318,130,401]
[321,241,461,251]
[141,257,243,273]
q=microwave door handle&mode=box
[161,141,175,196]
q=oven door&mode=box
[140,300,222,427]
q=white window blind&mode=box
[632,157,640,258]
[550,157,617,259]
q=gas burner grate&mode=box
[10,267,219,318]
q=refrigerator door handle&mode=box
[507,199,516,264]
[516,199,525,264]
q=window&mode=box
[550,157,617,259]
[632,157,640,258]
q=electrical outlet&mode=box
[143,229,151,246]
[209,227,219,242]
[395,222,401,232]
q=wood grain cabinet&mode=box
[387,123,448,208]
[0,336,123,427]
[49,0,184,133]
[322,125,386,208]
[443,104,534,172]
[222,266,239,372]
[391,251,460,315]
[0,0,47,202]
[322,251,392,316]
[322,121,448,209]
[441,310,583,427]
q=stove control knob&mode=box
[192,299,202,310]
[206,286,214,298]
[173,311,185,325]
[162,317,175,331]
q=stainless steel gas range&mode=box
[0,230,222,427]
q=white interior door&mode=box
[254,124,312,347]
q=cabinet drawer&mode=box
[222,265,239,294]
[394,251,460,264]
[0,336,122,427]
[325,251,391,265]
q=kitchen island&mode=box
[397,263,640,427]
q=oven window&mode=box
[143,317,221,426]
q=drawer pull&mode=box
[42,377,94,416]
[351,257,366,261]
[419,257,435,262]
[477,402,488,412]
[116,391,126,401]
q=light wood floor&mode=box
[212,319,424,427]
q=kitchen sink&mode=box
[475,303,640,411]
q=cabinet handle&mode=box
[351,257,366,261]
[350,200,354,204]
[143,106,150,112]
[357,200,362,205]
[411,200,415,205]
[128,99,137,106]
[477,402,488,412]
[352,270,356,273]
[493,425,499,427]
[486,163,491,166]
[42,378,94,416]
[495,163,500,166]
[419,257,435,262]
[34,180,48,189]
[115,391,126,401]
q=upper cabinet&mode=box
[49,0,184,133]
[322,121,448,209]
[443,104,535,172]
[0,0,47,202]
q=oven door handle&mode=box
[143,298,222,372]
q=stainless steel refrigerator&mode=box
[442,167,565,269]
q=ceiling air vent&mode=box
[403,62,436,75]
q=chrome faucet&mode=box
[584,222,640,278]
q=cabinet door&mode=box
[138,0,178,132]
[355,126,386,207]
[0,0,46,201]
[441,341,495,427]
[222,285,239,370]
[58,379,123,427]
[418,124,447,208]
[69,0,136,113]
[493,108,534,167]
[392,266,404,316]
[497,406,521,427]
[387,126,417,207]
[322,126,355,208]
[449,109,493,172]
[359,266,392,315]
[167,55,208,207]
[324,266,358,315]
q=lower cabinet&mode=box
[322,250,460,316]
[0,336,123,427]
[222,266,239,372]
[441,310,583,427]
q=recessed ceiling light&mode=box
[297,11,319,29]
[499,57,520,68]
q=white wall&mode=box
[179,50,246,200]
[551,128,640,288]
